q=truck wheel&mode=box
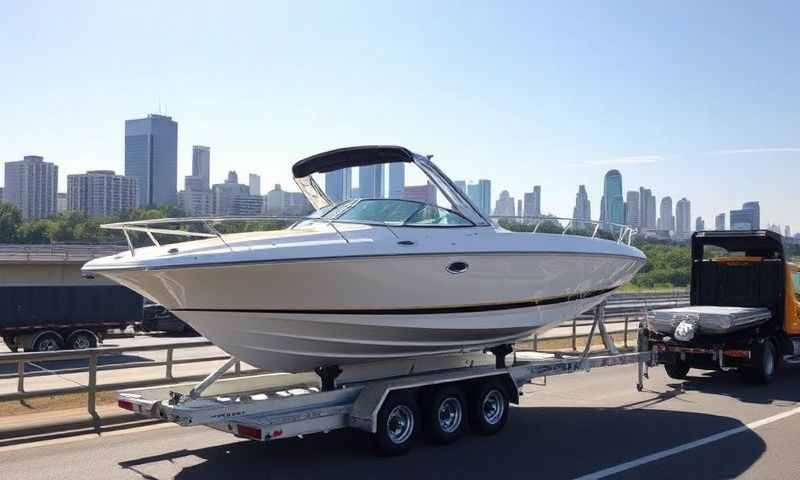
[32,332,63,352]
[469,378,509,436]
[742,339,777,385]
[423,385,466,445]
[66,331,97,350]
[373,391,419,456]
[664,360,690,380]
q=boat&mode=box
[82,145,646,374]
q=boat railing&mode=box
[100,216,304,256]
[490,215,637,245]
[102,214,636,257]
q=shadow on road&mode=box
[664,365,800,405]
[0,354,155,377]
[118,406,765,480]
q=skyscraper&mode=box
[404,183,437,204]
[715,213,726,230]
[467,180,491,216]
[786,225,792,238]
[493,190,515,217]
[638,187,656,229]
[184,146,210,192]
[3,155,58,219]
[388,163,405,199]
[742,201,760,230]
[249,174,261,196]
[454,180,467,194]
[523,186,542,218]
[324,168,352,203]
[358,164,384,198]
[212,170,262,215]
[675,197,691,239]
[658,196,674,232]
[730,202,760,230]
[573,185,591,222]
[696,217,705,232]
[67,170,137,218]
[125,114,178,206]
[625,190,640,227]
[603,170,624,225]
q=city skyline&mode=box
[1,2,799,232]
[6,127,798,239]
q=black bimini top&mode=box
[292,145,415,178]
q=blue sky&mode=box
[1,1,798,232]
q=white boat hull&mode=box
[173,293,612,372]
[97,250,643,372]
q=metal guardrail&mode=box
[0,244,127,263]
[0,340,264,419]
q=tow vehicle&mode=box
[645,230,800,384]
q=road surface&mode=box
[1,362,798,479]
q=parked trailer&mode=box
[0,285,143,352]
[118,346,653,456]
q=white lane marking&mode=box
[574,405,800,480]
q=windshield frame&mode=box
[292,148,491,227]
[302,198,476,228]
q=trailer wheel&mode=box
[66,331,97,350]
[32,332,63,352]
[741,339,777,385]
[664,359,690,380]
[373,391,419,456]
[469,378,509,436]
[423,385,466,444]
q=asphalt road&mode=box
[1,362,798,479]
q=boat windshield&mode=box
[792,270,800,300]
[305,198,472,227]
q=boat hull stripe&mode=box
[171,287,616,316]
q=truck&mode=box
[0,244,144,352]
[0,285,143,352]
[644,230,800,384]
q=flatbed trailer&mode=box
[118,346,654,456]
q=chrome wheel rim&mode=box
[73,336,90,349]
[482,390,505,425]
[437,397,463,433]
[386,405,414,444]
[38,338,58,351]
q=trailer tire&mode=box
[741,339,777,385]
[373,391,419,456]
[469,378,509,436]
[423,385,466,445]
[664,359,690,380]
[66,330,98,350]
[32,332,63,352]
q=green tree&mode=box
[16,220,51,244]
[0,202,23,243]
